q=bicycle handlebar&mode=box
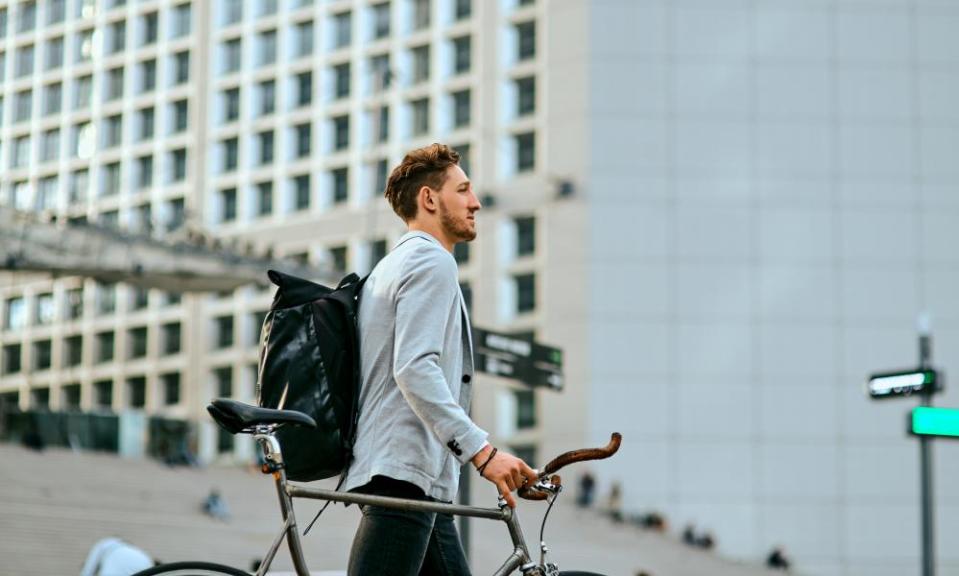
[518,432,622,501]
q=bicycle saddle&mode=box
[208,398,317,434]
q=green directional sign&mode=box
[911,406,959,438]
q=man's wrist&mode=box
[470,442,492,468]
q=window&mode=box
[516,216,535,256]
[214,366,233,398]
[258,0,277,17]
[138,107,155,141]
[370,53,392,91]
[133,204,152,232]
[256,79,275,116]
[108,20,125,53]
[223,38,241,73]
[40,129,59,162]
[101,210,119,229]
[162,322,181,355]
[169,149,187,182]
[48,0,66,24]
[333,63,351,99]
[517,21,536,61]
[375,106,389,142]
[14,90,32,122]
[30,387,50,409]
[460,281,472,313]
[106,67,125,101]
[104,114,122,148]
[293,174,311,211]
[370,239,387,268]
[220,188,237,222]
[131,287,150,310]
[410,98,429,135]
[332,167,349,204]
[454,0,471,20]
[76,29,94,63]
[256,181,273,216]
[127,377,146,408]
[452,36,471,74]
[136,155,153,189]
[223,0,242,25]
[94,379,113,409]
[294,123,311,158]
[45,36,64,70]
[43,82,62,116]
[3,297,26,330]
[516,132,535,172]
[295,72,313,107]
[166,198,185,232]
[257,30,277,67]
[15,44,34,78]
[332,115,350,150]
[37,176,57,211]
[11,135,29,169]
[515,273,535,313]
[454,242,469,264]
[69,170,89,205]
[258,130,274,165]
[411,44,429,84]
[329,245,348,272]
[223,88,240,122]
[452,89,470,128]
[295,21,313,57]
[172,51,190,84]
[140,59,157,92]
[215,315,234,349]
[96,331,115,363]
[2,344,22,374]
[102,162,121,197]
[162,372,180,405]
[171,3,191,38]
[375,158,389,194]
[333,11,351,48]
[74,75,92,110]
[128,327,148,359]
[17,1,36,33]
[142,12,158,45]
[62,384,81,410]
[222,137,238,172]
[65,335,83,366]
[372,2,390,39]
[0,9,5,39]
[516,76,535,116]
[412,0,430,29]
[172,100,188,133]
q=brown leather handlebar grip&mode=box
[518,432,621,501]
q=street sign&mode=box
[867,369,940,399]
[473,328,563,370]
[911,407,959,439]
[472,327,564,390]
[475,350,564,390]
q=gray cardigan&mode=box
[342,231,488,502]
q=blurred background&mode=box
[1,0,958,575]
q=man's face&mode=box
[435,164,481,243]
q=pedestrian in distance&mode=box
[343,143,537,576]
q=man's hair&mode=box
[384,143,460,222]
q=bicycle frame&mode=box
[253,431,538,576]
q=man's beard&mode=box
[438,197,476,242]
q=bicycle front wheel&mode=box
[558,572,609,575]
[132,561,251,576]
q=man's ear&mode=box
[418,185,437,214]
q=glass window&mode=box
[452,36,470,74]
[517,21,536,61]
[128,327,148,359]
[40,129,60,162]
[332,114,349,150]
[454,0,471,20]
[256,181,273,216]
[162,322,181,354]
[101,162,121,197]
[31,387,50,409]
[4,297,26,330]
[133,203,152,232]
[223,0,242,26]
[171,3,191,38]
[48,0,66,24]
[295,123,311,158]
[172,99,188,133]
[223,38,241,73]
[410,98,429,135]
[223,87,240,122]
[333,63,350,99]
[375,106,389,142]
[140,59,157,92]
[412,0,430,29]
[453,242,469,264]
[515,273,535,313]
[170,148,187,182]
[333,11,351,48]
[370,239,387,268]
[258,130,274,165]
[11,135,30,168]
[104,114,122,148]
[108,20,125,53]
[0,9,6,39]
[106,67,125,101]
[222,137,238,172]
[166,198,185,232]
[14,90,32,122]
[332,167,348,204]
[258,79,275,116]
[257,29,276,67]
[516,132,535,172]
[452,89,470,128]
[2,344,22,374]
[142,11,158,45]
[220,187,237,222]
[64,335,83,366]
[370,53,392,91]
[515,216,535,256]
[293,174,310,211]
[45,36,64,70]
[516,76,535,116]
[138,107,155,141]
[258,0,277,17]
[127,377,146,408]
[375,158,388,195]
[43,82,62,116]
[94,379,113,409]
[295,72,312,107]
[215,366,233,397]
[76,29,94,63]
[162,372,180,405]
[69,170,90,205]
[96,331,115,362]
[17,1,36,33]
[62,384,81,410]
[329,245,348,272]
[295,20,313,57]
[15,44,34,78]
[372,2,390,39]
[131,286,150,310]
[74,75,92,110]
[411,44,429,84]
[37,176,58,210]
[172,51,190,84]
[215,315,234,348]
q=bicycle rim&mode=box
[131,561,252,576]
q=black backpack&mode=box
[256,269,366,482]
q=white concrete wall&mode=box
[586,1,959,574]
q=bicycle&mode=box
[133,398,622,576]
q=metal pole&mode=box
[918,327,934,576]
[459,462,471,561]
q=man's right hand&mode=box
[471,445,538,508]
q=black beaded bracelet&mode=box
[476,447,498,476]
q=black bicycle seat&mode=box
[208,398,316,434]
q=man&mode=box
[344,143,536,575]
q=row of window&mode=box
[0,285,181,331]
[0,0,191,37]
[1,371,184,412]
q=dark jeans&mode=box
[348,476,471,576]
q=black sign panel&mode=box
[472,327,564,390]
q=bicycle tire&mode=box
[558,572,609,575]
[131,561,251,576]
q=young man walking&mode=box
[344,143,536,575]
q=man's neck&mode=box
[407,222,453,253]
